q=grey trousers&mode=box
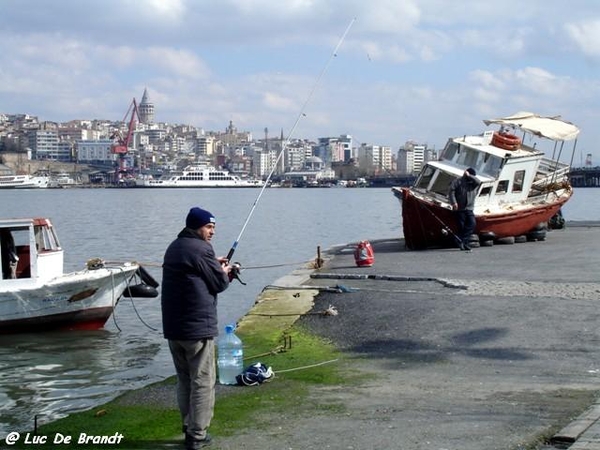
[168,338,216,440]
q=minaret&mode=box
[264,127,268,151]
[139,88,154,124]
[279,128,285,173]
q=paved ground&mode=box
[212,223,600,450]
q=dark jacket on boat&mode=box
[448,174,481,210]
[161,227,229,341]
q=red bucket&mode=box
[354,240,374,267]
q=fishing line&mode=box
[226,17,357,261]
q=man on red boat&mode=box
[449,168,481,251]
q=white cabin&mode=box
[0,218,63,285]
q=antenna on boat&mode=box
[225,17,356,262]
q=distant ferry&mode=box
[0,174,49,189]
[135,164,264,188]
[48,173,79,188]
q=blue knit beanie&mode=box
[186,207,215,229]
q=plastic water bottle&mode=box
[217,324,244,385]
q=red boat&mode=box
[392,112,579,250]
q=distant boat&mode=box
[48,173,79,188]
[135,163,264,188]
[0,174,49,189]
[0,217,154,333]
[392,112,579,250]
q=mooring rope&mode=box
[106,258,316,271]
[109,270,122,332]
[246,305,338,317]
[275,359,339,374]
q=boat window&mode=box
[1,228,18,279]
[456,146,480,168]
[496,180,509,194]
[512,170,525,192]
[482,154,503,177]
[2,227,31,279]
[7,228,29,248]
[440,141,459,161]
[479,186,492,196]
[416,166,435,189]
[35,226,61,251]
[430,171,455,196]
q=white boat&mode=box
[392,112,579,250]
[48,173,79,188]
[135,163,264,188]
[0,217,154,333]
[0,174,49,189]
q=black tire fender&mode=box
[137,265,159,288]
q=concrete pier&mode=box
[116,223,600,449]
[226,222,600,449]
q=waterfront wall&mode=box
[570,168,600,187]
[0,153,88,175]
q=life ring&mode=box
[491,132,521,150]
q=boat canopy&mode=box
[483,112,580,141]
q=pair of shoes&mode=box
[185,433,212,449]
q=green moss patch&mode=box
[25,317,357,448]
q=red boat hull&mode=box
[398,187,571,250]
[0,306,114,334]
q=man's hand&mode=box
[218,257,231,275]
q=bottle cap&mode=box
[225,324,235,333]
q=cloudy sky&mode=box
[1,0,598,164]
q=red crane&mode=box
[111,98,140,180]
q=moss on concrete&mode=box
[24,285,357,448]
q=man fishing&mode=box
[161,207,232,449]
[448,168,482,251]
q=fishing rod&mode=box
[418,201,465,247]
[225,17,356,263]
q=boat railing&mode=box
[532,157,570,190]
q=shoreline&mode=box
[29,223,600,449]
[210,223,600,449]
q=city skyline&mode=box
[1,1,598,164]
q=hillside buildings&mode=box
[0,90,423,182]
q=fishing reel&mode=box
[228,262,246,285]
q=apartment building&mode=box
[357,143,393,175]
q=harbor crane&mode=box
[111,98,140,181]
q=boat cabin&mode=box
[0,218,63,282]
[413,129,570,209]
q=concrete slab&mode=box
[216,224,600,450]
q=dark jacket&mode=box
[448,174,481,210]
[161,227,229,341]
